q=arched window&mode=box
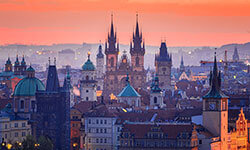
[136,57,139,66]
[110,57,114,67]
[86,97,89,101]
[20,100,24,109]
[154,97,157,104]
[86,75,89,80]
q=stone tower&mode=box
[36,60,71,150]
[105,14,119,72]
[202,53,229,149]
[80,52,97,101]
[5,57,12,72]
[150,74,165,108]
[96,44,104,91]
[14,55,27,76]
[155,42,172,91]
[130,14,145,72]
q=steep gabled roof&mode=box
[46,65,60,92]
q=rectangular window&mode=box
[96,129,99,133]
[222,101,226,111]
[104,120,107,124]
[89,129,91,133]
[100,138,103,143]
[96,119,99,124]
[89,119,91,124]
[5,124,7,129]
[104,129,107,133]
[22,123,26,127]
[89,138,91,143]
[100,120,103,124]
[15,132,18,137]
[22,132,26,137]
[15,123,18,128]
[104,138,107,143]
[96,138,99,143]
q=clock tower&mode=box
[202,52,229,149]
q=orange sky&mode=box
[0,0,249,46]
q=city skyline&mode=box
[0,0,250,46]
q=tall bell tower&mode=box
[105,14,119,72]
[203,52,229,149]
[130,13,145,72]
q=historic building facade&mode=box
[103,14,146,99]
[96,44,105,91]
[36,62,71,150]
[155,42,172,91]
[119,123,198,150]
[80,52,97,101]
[0,56,27,91]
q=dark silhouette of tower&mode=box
[232,46,239,62]
[36,60,70,150]
[130,13,145,72]
[105,14,119,72]
[155,42,172,90]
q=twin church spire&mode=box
[105,13,145,55]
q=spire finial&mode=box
[136,12,138,23]
[126,73,130,85]
[54,57,56,65]
[88,51,91,59]
[111,12,113,23]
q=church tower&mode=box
[96,44,104,91]
[232,46,239,62]
[5,57,12,72]
[14,55,20,75]
[203,52,228,149]
[155,42,172,90]
[36,59,70,150]
[130,13,145,72]
[150,74,165,108]
[105,14,119,72]
[20,55,27,75]
[80,52,97,101]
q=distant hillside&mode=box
[0,42,249,69]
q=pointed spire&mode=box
[21,55,26,66]
[6,57,11,64]
[233,46,239,61]
[135,13,140,37]
[110,13,115,38]
[46,64,60,92]
[15,55,19,66]
[203,51,227,99]
[63,68,71,90]
[181,54,184,66]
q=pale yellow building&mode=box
[0,103,31,143]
